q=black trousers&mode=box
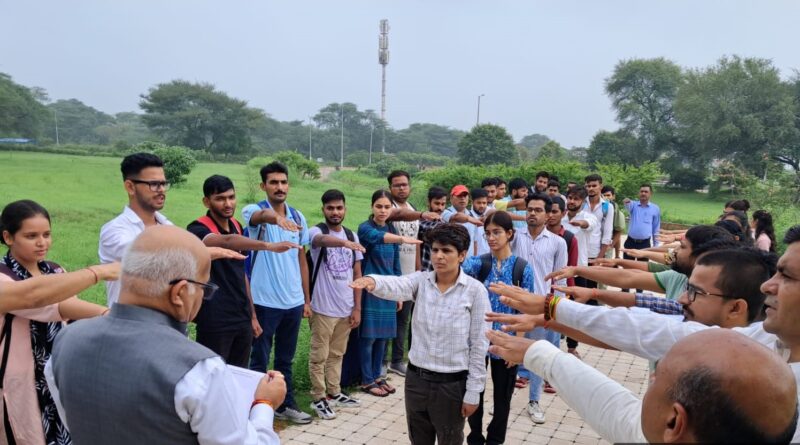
[467,358,518,445]
[405,368,467,445]
[622,237,651,292]
[567,276,598,350]
[196,326,253,368]
[386,300,413,364]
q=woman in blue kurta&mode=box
[357,189,422,397]
[461,210,535,445]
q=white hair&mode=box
[121,246,198,298]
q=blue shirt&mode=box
[242,202,310,309]
[625,200,661,244]
[462,255,535,359]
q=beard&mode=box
[671,260,692,276]
[324,216,343,226]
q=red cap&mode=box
[450,185,469,196]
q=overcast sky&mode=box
[2,1,799,148]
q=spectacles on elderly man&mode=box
[168,278,219,300]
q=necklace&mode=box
[495,257,503,274]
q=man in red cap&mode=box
[441,185,483,259]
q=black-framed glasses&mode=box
[685,283,729,303]
[130,179,171,191]
[169,278,219,300]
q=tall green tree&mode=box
[518,133,551,159]
[139,80,262,154]
[535,140,569,161]
[606,58,682,164]
[457,124,517,166]
[587,130,643,167]
[390,123,464,156]
[48,99,114,144]
[674,56,796,177]
[0,73,49,139]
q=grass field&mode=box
[0,151,730,413]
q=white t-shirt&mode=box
[308,226,363,318]
[562,210,599,266]
[392,202,419,275]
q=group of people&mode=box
[0,151,797,445]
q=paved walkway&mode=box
[277,344,650,444]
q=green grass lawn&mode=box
[0,151,731,414]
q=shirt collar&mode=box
[425,269,467,292]
[122,206,167,226]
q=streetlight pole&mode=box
[308,116,313,161]
[369,123,375,165]
[340,104,345,169]
[476,94,485,126]
[54,109,60,146]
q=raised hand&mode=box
[485,312,544,332]
[349,276,376,292]
[544,266,578,283]
[551,285,594,303]
[486,330,536,365]
[207,247,247,261]
[264,241,302,253]
[487,283,546,315]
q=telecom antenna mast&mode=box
[379,19,389,154]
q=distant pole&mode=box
[369,123,375,165]
[340,104,345,168]
[379,19,390,154]
[308,116,313,161]
[476,94,485,126]
[54,109,60,146]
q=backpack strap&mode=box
[343,227,357,267]
[476,254,493,283]
[230,218,243,235]
[196,216,221,235]
[247,200,272,278]
[0,264,16,388]
[512,256,527,288]
[309,223,330,294]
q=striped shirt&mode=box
[511,227,568,296]
[635,293,683,315]
[368,270,491,405]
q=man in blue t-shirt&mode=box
[242,161,312,425]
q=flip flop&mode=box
[515,377,529,388]
[377,379,396,394]
[361,382,389,397]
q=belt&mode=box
[627,237,651,243]
[408,363,468,383]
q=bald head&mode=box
[642,329,797,443]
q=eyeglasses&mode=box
[130,179,170,191]
[685,283,729,303]
[390,183,409,189]
[169,278,219,300]
[483,230,507,240]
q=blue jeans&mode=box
[250,304,304,410]
[519,327,561,401]
[359,337,387,384]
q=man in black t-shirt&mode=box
[187,175,299,366]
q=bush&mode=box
[594,162,662,203]
[133,142,197,187]
[274,151,320,180]
[666,167,708,191]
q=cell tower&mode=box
[379,19,389,154]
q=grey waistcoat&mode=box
[50,304,217,445]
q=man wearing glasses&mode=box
[47,225,286,445]
[100,152,174,307]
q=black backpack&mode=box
[476,253,527,287]
[306,223,357,296]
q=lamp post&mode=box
[369,123,375,165]
[476,94,485,126]
[340,104,345,169]
[308,116,313,161]
[54,109,60,146]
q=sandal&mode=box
[361,382,389,397]
[515,377,529,388]
[377,379,396,394]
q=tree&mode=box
[587,130,643,167]
[674,56,796,177]
[770,73,800,195]
[0,73,49,139]
[457,124,517,166]
[93,112,158,147]
[390,123,464,156]
[535,140,569,161]
[139,80,262,155]
[605,58,683,164]
[48,99,114,144]
[518,133,551,159]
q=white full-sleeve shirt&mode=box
[562,210,599,267]
[45,356,281,445]
[98,206,172,306]
[368,270,491,405]
[524,341,647,443]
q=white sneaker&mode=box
[310,398,337,420]
[276,406,313,424]
[380,363,388,378]
[328,392,361,408]
[527,401,545,424]
[488,404,494,416]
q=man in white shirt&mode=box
[487,328,798,444]
[350,224,490,445]
[562,186,598,268]
[99,152,174,306]
[582,174,615,269]
[47,225,285,445]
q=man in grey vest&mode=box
[45,226,285,445]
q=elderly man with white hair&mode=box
[45,225,286,445]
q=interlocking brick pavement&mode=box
[278,344,650,444]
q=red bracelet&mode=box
[251,399,275,410]
[543,294,554,321]
[86,267,99,284]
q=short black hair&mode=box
[202,175,235,198]
[427,186,447,202]
[525,192,553,212]
[567,186,588,200]
[120,152,163,180]
[725,199,751,212]
[696,248,776,322]
[260,161,289,183]
[471,188,489,200]
[535,171,550,180]
[496,177,507,187]
[481,177,499,188]
[714,220,751,246]
[684,225,738,259]
[426,223,471,254]
[669,366,798,444]
[584,173,603,184]
[509,178,528,190]
[0,200,50,246]
[640,183,653,191]
[547,179,560,188]
[601,185,616,195]
[721,210,748,234]
[551,196,566,212]
[387,170,410,185]
[484,211,515,241]
[321,189,346,205]
[783,225,800,245]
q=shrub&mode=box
[133,141,196,187]
[274,151,320,180]
[666,167,708,191]
[594,162,662,203]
